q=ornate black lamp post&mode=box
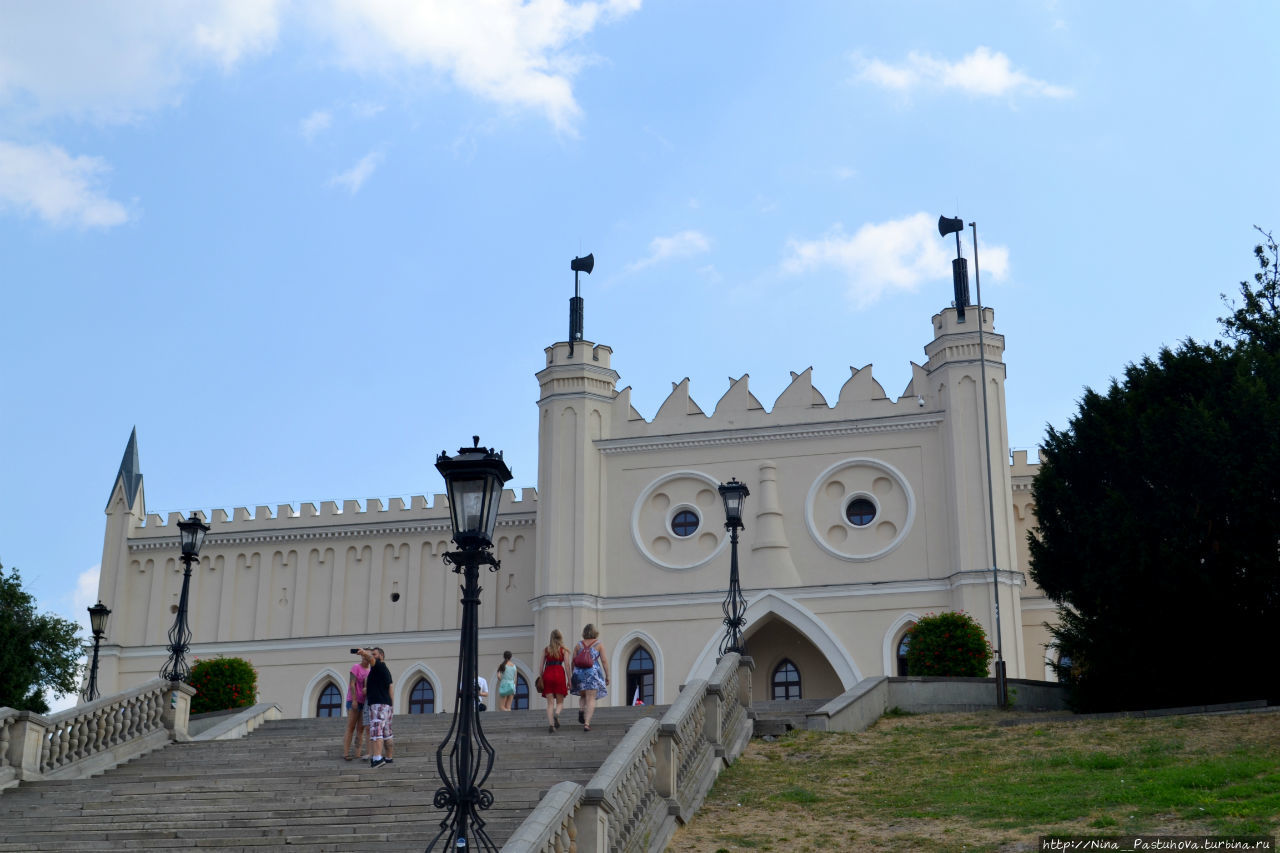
[83,601,111,702]
[428,437,513,852]
[718,477,750,657]
[160,512,209,683]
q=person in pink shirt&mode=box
[343,649,373,760]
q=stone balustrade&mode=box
[502,780,583,852]
[506,653,754,853]
[0,678,195,790]
[0,709,18,790]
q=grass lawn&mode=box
[670,709,1280,852]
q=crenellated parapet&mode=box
[923,305,1004,375]
[126,488,538,551]
[601,361,937,453]
[1009,449,1043,494]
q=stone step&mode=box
[0,706,664,850]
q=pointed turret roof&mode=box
[107,427,144,511]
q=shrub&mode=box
[187,657,257,714]
[904,611,993,677]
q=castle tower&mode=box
[96,428,147,695]
[924,307,1024,677]
[533,339,619,650]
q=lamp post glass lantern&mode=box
[428,437,512,853]
[160,513,209,683]
[179,516,207,558]
[718,477,750,657]
[83,601,111,701]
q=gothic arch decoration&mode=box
[612,628,665,706]
[805,457,916,562]
[396,662,444,712]
[631,470,730,571]
[300,667,347,718]
[882,611,922,676]
[685,589,862,687]
[1044,644,1070,683]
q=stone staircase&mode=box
[0,705,665,852]
[750,697,828,736]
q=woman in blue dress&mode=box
[571,623,610,731]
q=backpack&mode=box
[572,641,595,669]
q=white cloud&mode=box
[72,565,102,635]
[782,212,1010,309]
[328,151,382,194]
[193,0,281,69]
[855,46,1073,99]
[0,141,129,227]
[0,1,635,131]
[300,109,332,140]
[976,244,1010,280]
[42,563,100,714]
[627,229,711,272]
[0,2,284,123]
[311,0,642,132]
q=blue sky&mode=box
[2,2,1276,706]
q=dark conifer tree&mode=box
[1030,230,1280,711]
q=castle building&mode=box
[92,302,1054,717]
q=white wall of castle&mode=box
[94,485,539,715]
[92,305,1054,716]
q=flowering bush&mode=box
[187,657,257,714]
[904,611,993,678]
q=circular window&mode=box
[671,509,700,537]
[806,458,915,562]
[845,497,876,527]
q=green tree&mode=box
[0,563,84,713]
[904,611,993,677]
[1219,227,1280,355]
[1030,232,1280,712]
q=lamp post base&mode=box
[995,659,1008,709]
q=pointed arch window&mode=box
[897,629,913,676]
[408,678,435,714]
[626,647,655,706]
[514,673,530,710]
[316,683,342,717]
[771,659,801,701]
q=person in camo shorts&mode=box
[364,646,395,768]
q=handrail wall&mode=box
[0,678,195,790]
[505,653,755,853]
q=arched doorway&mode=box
[746,615,844,703]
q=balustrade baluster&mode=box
[0,718,10,769]
[71,717,84,762]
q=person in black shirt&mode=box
[363,646,395,768]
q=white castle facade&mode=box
[92,303,1052,716]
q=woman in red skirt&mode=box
[540,629,570,732]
